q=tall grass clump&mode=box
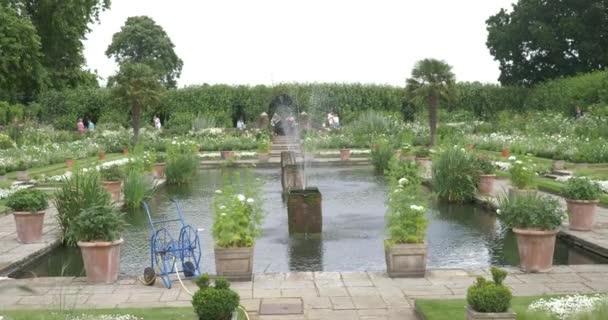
[122,167,155,210]
[165,140,199,185]
[192,114,218,132]
[370,138,394,174]
[54,168,111,246]
[432,146,479,203]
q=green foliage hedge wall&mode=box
[32,70,608,129]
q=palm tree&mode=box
[406,59,456,146]
[111,62,164,144]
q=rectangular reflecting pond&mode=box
[15,166,608,278]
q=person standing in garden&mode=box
[575,106,583,119]
[153,115,162,130]
[87,118,95,131]
[77,118,85,133]
[332,112,340,129]
[327,112,334,129]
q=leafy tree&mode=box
[3,0,110,90]
[110,63,163,144]
[106,16,183,88]
[487,0,608,86]
[0,4,46,102]
[406,59,455,146]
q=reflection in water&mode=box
[16,166,608,278]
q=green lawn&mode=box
[2,307,248,320]
[415,296,551,320]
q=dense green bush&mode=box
[498,194,565,230]
[68,205,125,242]
[0,133,16,149]
[54,169,111,246]
[370,139,394,174]
[122,167,155,210]
[562,177,602,200]
[165,142,199,185]
[6,189,48,212]
[432,147,479,203]
[99,165,124,181]
[467,267,512,313]
[192,273,240,320]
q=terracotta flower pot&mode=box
[385,241,427,278]
[154,163,166,178]
[513,228,557,273]
[13,211,45,243]
[122,147,129,155]
[78,238,123,283]
[478,174,496,195]
[466,144,475,151]
[65,159,74,168]
[466,306,516,320]
[221,151,234,160]
[16,171,30,182]
[371,144,377,150]
[566,199,599,231]
[258,153,270,162]
[103,180,122,202]
[340,149,351,161]
[501,148,510,157]
[195,147,201,153]
[508,188,537,200]
[98,152,106,160]
[215,247,254,281]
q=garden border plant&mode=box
[562,177,602,231]
[466,267,515,320]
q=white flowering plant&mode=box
[526,294,608,320]
[385,160,427,245]
[212,171,264,248]
[509,156,537,189]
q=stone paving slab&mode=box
[3,268,608,319]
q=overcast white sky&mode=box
[83,0,516,87]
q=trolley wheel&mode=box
[143,267,156,286]
[183,261,195,277]
[179,225,202,276]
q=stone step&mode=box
[552,170,573,176]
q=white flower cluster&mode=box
[0,184,30,200]
[61,314,142,320]
[409,205,424,212]
[528,294,608,320]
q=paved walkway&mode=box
[2,267,608,319]
[478,178,608,258]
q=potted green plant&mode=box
[154,153,167,178]
[497,193,565,273]
[212,172,264,281]
[414,147,432,173]
[508,157,536,199]
[192,274,241,320]
[400,144,415,162]
[15,160,29,182]
[98,145,107,160]
[562,177,601,231]
[257,140,270,162]
[466,267,515,320]
[100,165,124,202]
[385,162,427,277]
[221,142,235,161]
[340,139,352,161]
[65,158,74,168]
[6,189,49,243]
[69,205,125,283]
[476,157,496,195]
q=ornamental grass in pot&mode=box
[69,205,125,283]
[497,194,565,273]
[370,138,393,174]
[192,274,241,320]
[7,189,49,243]
[212,172,264,281]
[154,153,167,178]
[414,147,432,176]
[15,161,29,182]
[256,140,270,162]
[432,147,479,203]
[100,165,124,203]
[466,267,515,320]
[476,157,496,195]
[562,177,601,231]
[385,160,428,277]
[508,156,537,199]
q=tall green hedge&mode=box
[32,70,608,129]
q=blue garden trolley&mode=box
[142,200,202,288]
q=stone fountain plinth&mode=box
[281,151,306,192]
[287,187,322,234]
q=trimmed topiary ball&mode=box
[192,274,240,320]
[466,267,512,313]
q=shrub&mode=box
[68,205,125,242]
[122,167,155,210]
[54,169,111,246]
[562,177,602,200]
[192,114,218,131]
[370,139,394,174]
[99,165,124,181]
[467,267,512,313]
[6,189,49,212]
[165,152,199,185]
[509,156,536,189]
[432,147,479,203]
[192,273,240,320]
[0,134,16,149]
[212,171,264,248]
[497,193,565,230]
[476,157,495,175]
